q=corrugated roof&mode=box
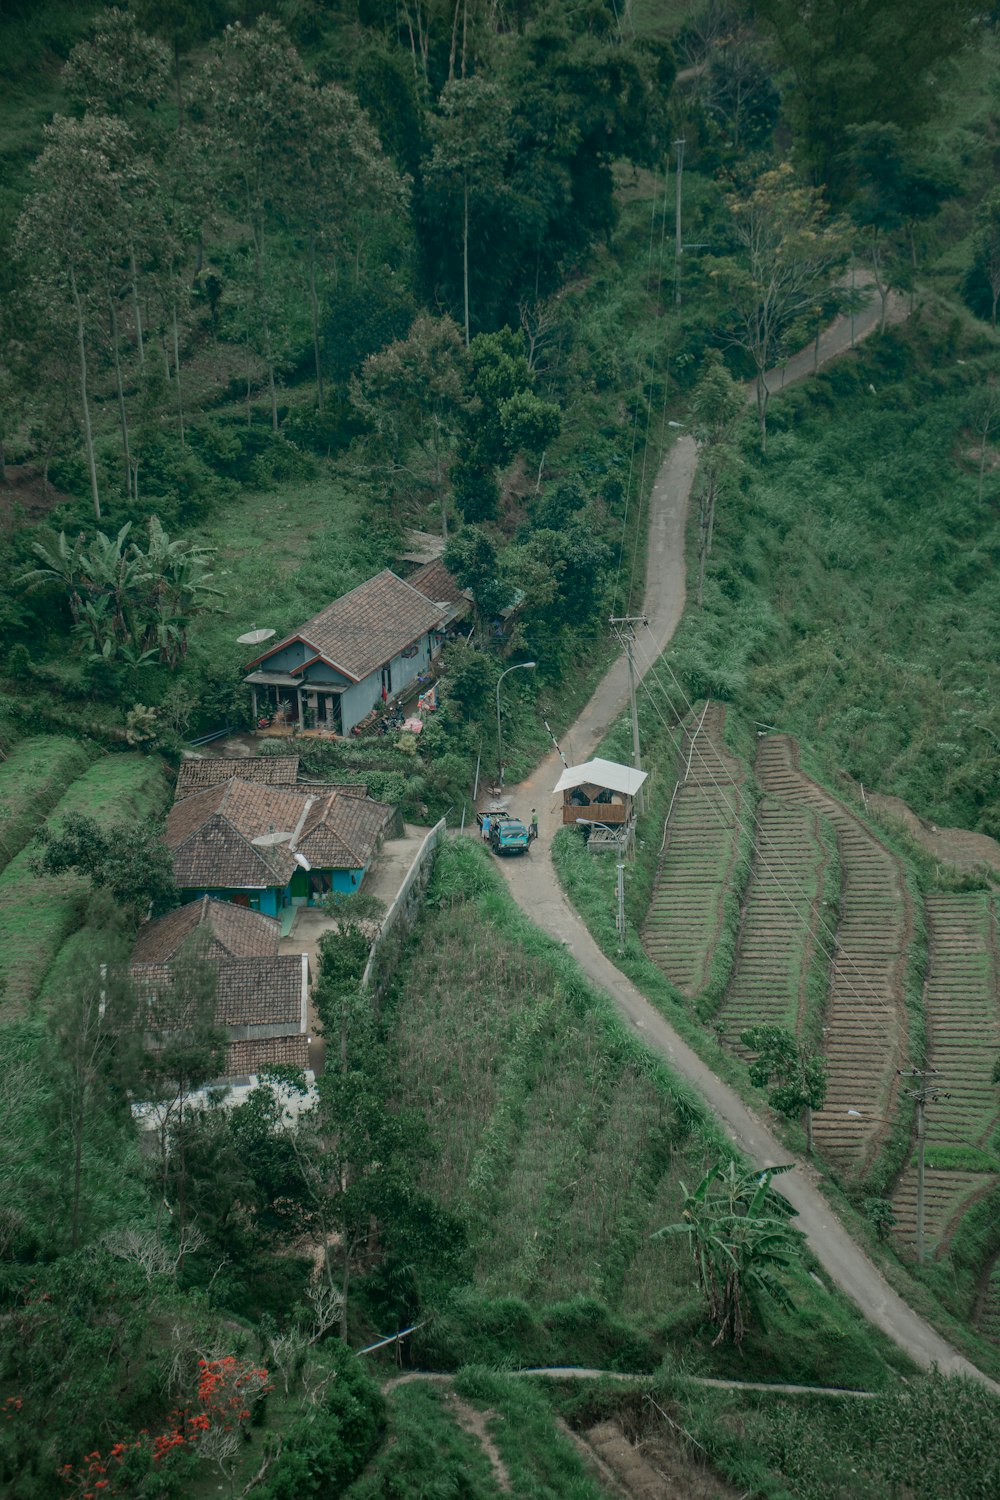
[249,569,445,683]
[131,896,280,964]
[175,756,299,799]
[553,758,649,797]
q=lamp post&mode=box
[496,661,536,792]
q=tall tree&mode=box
[710,163,846,450]
[352,312,470,531]
[688,351,745,605]
[290,83,407,412]
[14,116,148,519]
[427,76,512,345]
[967,188,1000,329]
[754,0,981,196]
[200,19,310,430]
[846,123,954,328]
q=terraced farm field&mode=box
[976,1255,1000,1345]
[642,702,746,999]
[0,752,171,1017]
[717,795,831,1049]
[892,892,1000,1258]
[0,735,98,873]
[755,736,911,1178]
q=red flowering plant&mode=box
[57,1358,272,1496]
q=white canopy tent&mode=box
[553,757,648,798]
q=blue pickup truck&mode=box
[478,804,532,856]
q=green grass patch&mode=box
[392,838,909,1389]
[0,735,98,873]
[345,1380,508,1499]
[671,325,1000,838]
[0,753,170,1017]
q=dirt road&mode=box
[494,289,998,1388]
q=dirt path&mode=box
[491,287,999,1390]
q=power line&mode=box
[626,633,916,1061]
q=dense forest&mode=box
[2,0,1000,1495]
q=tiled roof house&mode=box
[175,756,301,799]
[164,777,394,915]
[131,894,280,963]
[130,895,312,1098]
[244,569,446,735]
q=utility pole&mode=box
[610,615,647,813]
[616,862,626,954]
[897,1068,950,1264]
[674,137,686,308]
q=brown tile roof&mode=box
[131,896,280,964]
[130,955,305,1030]
[225,1034,310,1078]
[408,559,469,610]
[176,756,299,799]
[164,778,392,891]
[296,792,393,870]
[165,780,312,889]
[251,569,445,683]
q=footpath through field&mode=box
[492,286,998,1388]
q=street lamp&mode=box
[496,661,536,792]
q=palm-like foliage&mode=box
[18,516,221,667]
[654,1158,802,1345]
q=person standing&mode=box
[482,813,492,842]
[529,809,538,842]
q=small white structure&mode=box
[553,758,648,827]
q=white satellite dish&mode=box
[237,626,276,646]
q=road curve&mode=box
[493,289,997,1390]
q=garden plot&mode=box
[0,753,170,1017]
[0,735,97,874]
[642,703,746,1000]
[892,893,1000,1257]
[717,796,831,1048]
[755,735,911,1179]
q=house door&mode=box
[381,664,392,699]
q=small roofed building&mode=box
[553,758,649,828]
[175,755,301,799]
[164,777,395,915]
[406,558,472,630]
[129,897,312,1110]
[131,893,281,963]
[243,568,447,736]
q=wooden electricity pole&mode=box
[610,615,647,813]
[898,1068,949,1264]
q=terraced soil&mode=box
[755,737,911,1178]
[976,1254,1000,1345]
[892,893,1000,1257]
[642,703,745,999]
[717,796,830,1049]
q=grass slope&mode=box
[670,324,1000,836]
[0,735,98,873]
[392,839,908,1391]
[0,753,170,1016]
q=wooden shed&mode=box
[553,758,648,827]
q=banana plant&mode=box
[653,1158,802,1345]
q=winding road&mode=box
[494,288,998,1389]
